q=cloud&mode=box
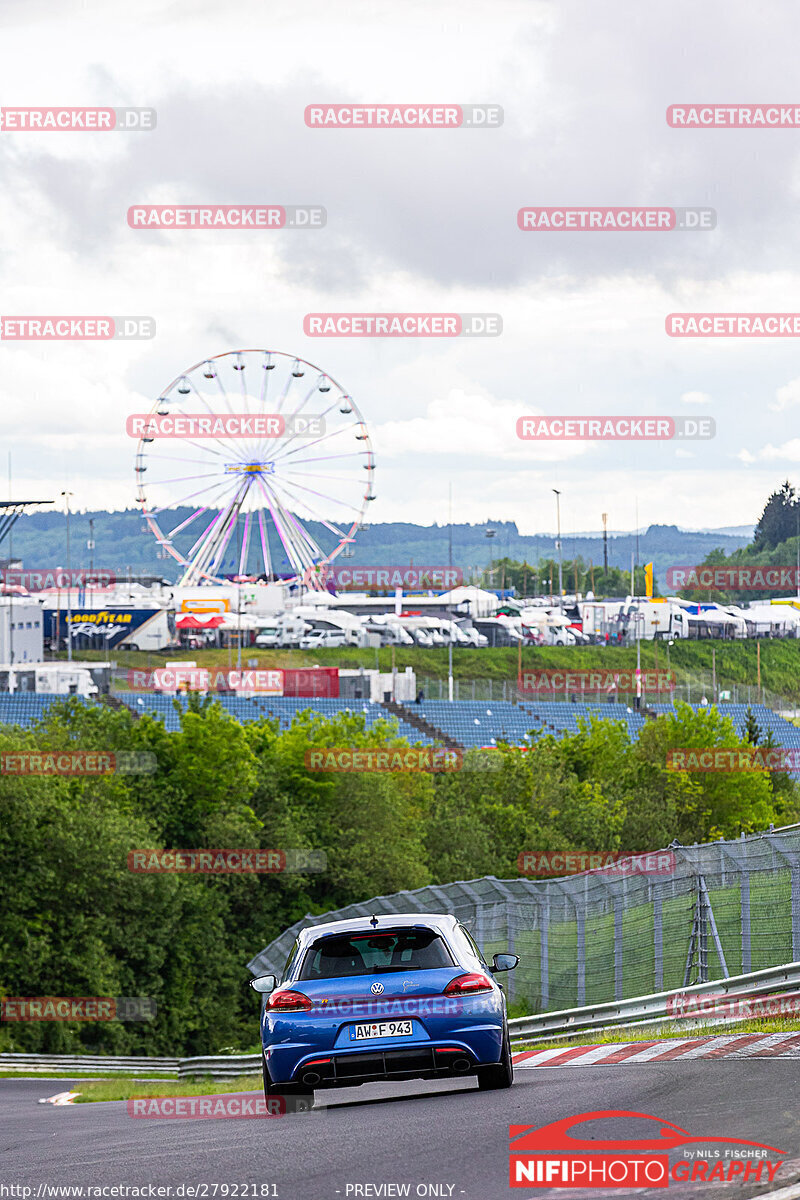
[737,439,800,462]
[772,377,800,412]
[372,389,589,462]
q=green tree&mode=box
[753,480,798,551]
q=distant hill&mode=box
[2,510,752,591]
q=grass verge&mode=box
[0,1070,178,1080]
[72,1075,261,1103]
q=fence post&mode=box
[576,904,586,1006]
[653,893,663,992]
[614,896,623,1001]
[506,904,517,1004]
[741,870,751,974]
[540,897,549,1011]
[698,878,708,982]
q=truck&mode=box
[43,605,177,653]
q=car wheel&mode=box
[478,1022,514,1090]
[262,1056,314,1112]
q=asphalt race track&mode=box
[3,1064,800,1200]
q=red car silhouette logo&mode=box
[510,1109,784,1155]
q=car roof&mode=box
[296,912,459,945]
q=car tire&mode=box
[262,1056,314,1112]
[478,1023,514,1090]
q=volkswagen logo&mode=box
[370,982,384,995]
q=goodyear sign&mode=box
[44,609,157,647]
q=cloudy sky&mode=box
[2,0,799,547]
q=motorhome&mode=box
[622,599,690,641]
[255,613,310,648]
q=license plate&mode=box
[350,1020,413,1041]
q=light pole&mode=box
[237,581,242,673]
[552,490,563,610]
[61,491,74,662]
[485,527,496,582]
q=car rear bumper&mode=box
[265,1023,504,1086]
[291,1043,481,1088]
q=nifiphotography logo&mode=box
[509,1110,785,1188]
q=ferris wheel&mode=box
[134,349,375,586]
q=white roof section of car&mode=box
[296,912,458,945]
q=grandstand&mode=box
[398,698,800,752]
[120,693,430,744]
[0,692,66,727]
[1,692,798,759]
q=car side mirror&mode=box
[249,974,277,993]
[492,953,519,972]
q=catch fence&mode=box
[419,674,794,710]
[248,825,800,1014]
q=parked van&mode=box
[299,628,347,649]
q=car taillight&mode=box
[267,989,312,1012]
[443,972,493,996]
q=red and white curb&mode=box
[39,1091,80,1105]
[512,1031,800,1068]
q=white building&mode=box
[0,597,44,662]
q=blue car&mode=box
[250,913,519,1105]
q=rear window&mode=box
[298,928,454,980]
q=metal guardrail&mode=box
[178,1055,261,1079]
[507,960,800,1043]
[5,961,800,1075]
[0,1053,180,1075]
[0,1051,262,1078]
